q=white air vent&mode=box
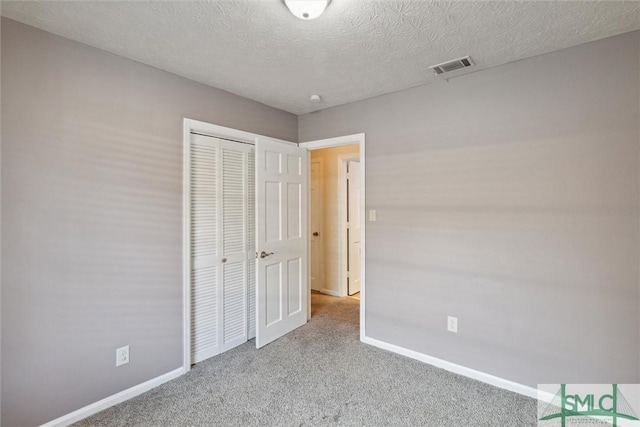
[429,56,474,76]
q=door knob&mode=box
[260,251,274,259]
[313,232,319,236]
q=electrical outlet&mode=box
[447,316,458,333]
[116,345,129,367]
[369,209,377,221]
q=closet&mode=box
[188,132,256,364]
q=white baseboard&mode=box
[40,367,184,427]
[38,338,548,426]
[319,288,342,297]
[361,336,549,401]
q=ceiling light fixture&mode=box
[284,0,329,20]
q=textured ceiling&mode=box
[2,1,639,114]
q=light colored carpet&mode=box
[75,293,537,426]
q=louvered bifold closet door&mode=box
[247,150,256,339]
[190,134,255,364]
[190,134,220,363]
[220,140,251,351]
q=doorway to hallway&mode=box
[300,133,366,340]
[308,144,360,300]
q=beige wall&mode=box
[300,31,640,388]
[311,144,359,295]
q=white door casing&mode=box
[310,159,324,292]
[347,160,361,296]
[255,137,309,348]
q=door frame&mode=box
[299,133,366,341]
[309,158,325,293]
[338,155,360,297]
[182,118,296,373]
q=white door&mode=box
[310,159,324,291]
[347,160,361,296]
[255,137,308,348]
[189,134,220,363]
[219,140,251,352]
[189,134,254,364]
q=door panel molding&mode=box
[255,137,309,348]
[346,159,361,296]
[338,154,361,297]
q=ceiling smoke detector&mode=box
[429,56,474,76]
